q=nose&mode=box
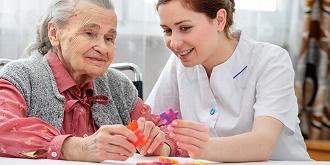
[94,37,113,56]
[168,34,183,51]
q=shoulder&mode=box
[237,31,289,62]
[1,53,44,71]
[105,68,135,87]
[0,53,50,103]
[253,41,292,71]
[232,31,294,86]
[254,41,288,60]
[97,68,138,97]
[0,54,45,79]
[96,68,138,111]
[237,32,292,71]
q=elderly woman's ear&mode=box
[48,22,60,47]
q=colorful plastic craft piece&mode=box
[127,120,147,147]
[136,161,173,165]
[136,157,209,165]
[136,163,154,165]
[159,157,179,164]
[160,107,179,125]
[127,120,138,131]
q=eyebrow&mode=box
[82,23,117,34]
[160,20,192,28]
[82,23,101,30]
[108,28,117,35]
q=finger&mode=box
[108,135,136,154]
[140,126,158,155]
[104,152,130,161]
[101,125,137,142]
[142,121,154,139]
[176,141,201,156]
[172,127,209,142]
[172,133,207,148]
[147,131,165,154]
[171,120,208,132]
[106,143,134,157]
[140,134,152,155]
[137,117,146,131]
[85,144,130,162]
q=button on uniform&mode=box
[51,151,57,158]
[83,134,88,138]
[210,107,216,115]
[208,107,218,129]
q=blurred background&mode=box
[1,1,330,158]
[0,0,304,99]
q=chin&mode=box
[181,61,197,68]
[88,68,107,78]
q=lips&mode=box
[178,48,194,56]
[176,48,194,62]
[85,54,108,66]
[87,56,106,62]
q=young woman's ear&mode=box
[48,22,60,47]
[215,8,227,32]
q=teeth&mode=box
[179,48,193,56]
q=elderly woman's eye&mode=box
[106,37,113,41]
[85,31,96,37]
[105,35,115,43]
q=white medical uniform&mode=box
[146,31,310,161]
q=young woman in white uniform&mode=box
[146,0,311,162]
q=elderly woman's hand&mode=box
[62,125,137,162]
[136,117,169,156]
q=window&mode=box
[236,0,277,12]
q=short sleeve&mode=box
[254,46,298,135]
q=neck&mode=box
[72,73,94,87]
[203,33,238,78]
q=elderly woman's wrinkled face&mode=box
[55,1,117,84]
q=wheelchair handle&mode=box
[110,63,142,82]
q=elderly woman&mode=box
[0,0,180,162]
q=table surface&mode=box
[0,154,329,165]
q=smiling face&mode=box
[49,1,117,86]
[158,0,222,68]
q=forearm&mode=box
[203,132,274,162]
[0,117,70,159]
[0,79,70,159]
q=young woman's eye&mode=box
[180,26,192,32]
[163,29,172,35]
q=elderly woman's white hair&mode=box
[26,0,115,55]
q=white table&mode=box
[0,154,329,165]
